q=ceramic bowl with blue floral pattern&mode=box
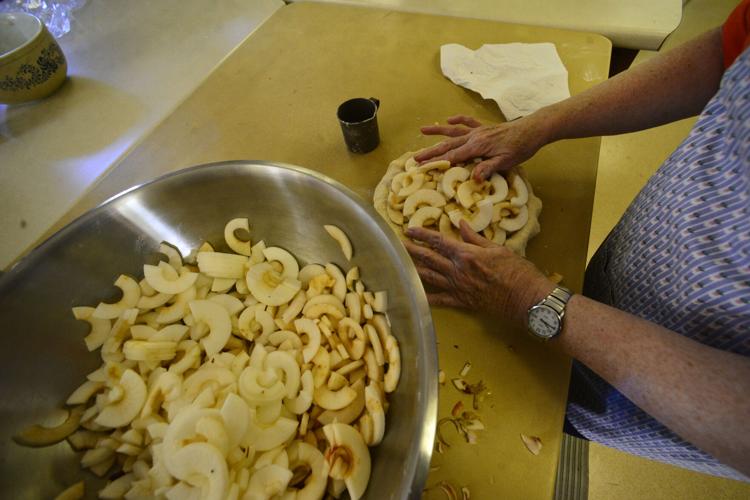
[0,11,67,104]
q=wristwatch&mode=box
[527,286,573,340]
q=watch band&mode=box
[545,286,572,316]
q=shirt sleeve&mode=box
[723,0,750,68]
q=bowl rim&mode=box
[3,159,438,498]
[0,11,44,63]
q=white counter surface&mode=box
[0,0,283,269]
[294,0,683,49]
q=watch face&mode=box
[528,305,561,339]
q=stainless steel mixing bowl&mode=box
[0,161,437,499]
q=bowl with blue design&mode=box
[0,11,67,104]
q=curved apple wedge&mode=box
[13,406,84,447]
[498,205,529,232]
[197,251,249,279]
[224,217,253,256]
[92,275,141,319]
[365,383,385,445]
[220,393,249,449]
[244,464,293,500]
[169,442,228,500]
[323,224,353,261]
[243,410,298,452]
[94,369,147,428]
[189,299,232,357]
[53,480,85,500]
[246,263,301,307]
[144,264,198,294]
[313,384,356,411]
[323,423,371,500]
[287,441,329,500]
[262,247,300,279]
[71,306,111,351]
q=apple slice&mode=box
[287,441,329,500]
[197,251,248,279]
[169,442,228,500]
[244,464,292,500]
[246,263,301,307]
[224,218,252,256]
[13,406,84,447]
[144,264,198,294]
[94,369,147,428]
[72,306,111,351]
[324,225,353,261]
[188,300,232,357]
[242,410,297,452]
[53,480,84,500]
[92,275,141,319]
[323,423,371,500]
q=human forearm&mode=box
[530,28,725,143]
[416,30,725,180]
[405,221,750,474]
[553,294,750,475]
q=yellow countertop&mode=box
[31,3,611,497]
[292,0,683,50]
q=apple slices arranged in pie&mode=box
[374,150,542,255]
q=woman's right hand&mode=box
[415,114,554,182]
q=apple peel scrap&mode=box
[16,219,400,500]
[520,434,543,455]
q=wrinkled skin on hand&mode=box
[404,221,554,326]
[415,115,549,182]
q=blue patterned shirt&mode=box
[567,47,750,481]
